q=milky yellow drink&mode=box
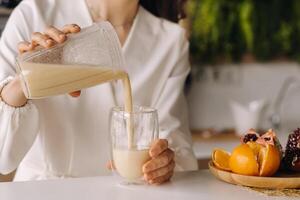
[18,62,128,99]
[113,149,150,180]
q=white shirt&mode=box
[0,0,198,181]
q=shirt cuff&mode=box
[0,76,14,90]
[0,76,28,108]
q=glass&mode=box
[110,106,159,185]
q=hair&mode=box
[139,0,187,23]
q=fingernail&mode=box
[29,43,35,49]
[143,174,148,180]
[149,150,156,157]
[59,34,66,39]
[46,39,53,44]
[144,168,151,173]
[142,165,148,172]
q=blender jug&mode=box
[16,21,125,99]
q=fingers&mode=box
[148,171,173,185]
[18,41,35,54]
[32,32,55,48]
[45,26,67,44]
[144,161,175,181]
[17,24,81,54]
[143,149,174,173]
[69,90,81,98]
[106,160,115,170]
[149,139,168,158]
[62,24,81,34]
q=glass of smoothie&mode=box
[110,106,159,185]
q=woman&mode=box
[0,0,198,184]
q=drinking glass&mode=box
[110,106,159,185]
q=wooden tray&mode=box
[209,161,300,189]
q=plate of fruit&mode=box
[209,128,300,189]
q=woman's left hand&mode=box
[143,139,175,185]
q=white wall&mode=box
[187,62,300,133]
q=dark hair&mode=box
[139,0,187,23]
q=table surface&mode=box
[0,170,295,200]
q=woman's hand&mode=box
[143,139,175,185]
[18,24,82,98]
[18,24,81,52]
[1,24,82,107]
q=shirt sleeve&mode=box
[154,29,198,171]
[0,3,33,81]
[0,5,39,174]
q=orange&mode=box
[229,144,259,176]
[228,142,280,176]
[212,149,231,171]
[259,144,280,176]
[246,141,261,155]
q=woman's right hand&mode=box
[0,24,81,107]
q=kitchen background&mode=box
[0,1,16,34]
[1,0,300,180]
[187,0,300,164]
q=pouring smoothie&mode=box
[17,24,147,180]
[18,59,146,181]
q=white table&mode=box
[0,170,294,200]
